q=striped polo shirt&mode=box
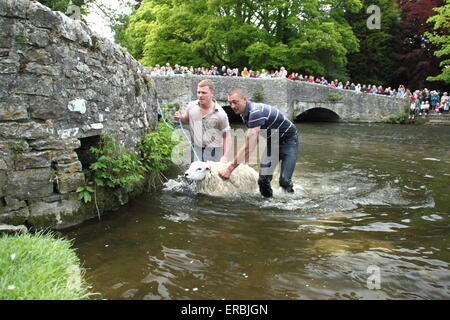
[241,101,297,139]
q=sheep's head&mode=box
[184,161,210,181]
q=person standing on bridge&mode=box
[174,79,231,162]
[218,88,299,198]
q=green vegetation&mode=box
[135,83,142,96]
[385,113,411,124]
[139,120,181,190]
[345,0,401,86]
[109,1,450,91]
[384,107,415,124]
[15,32,27,45]
[77,125,180,215]
[0,231,92,300]
[9,140,28,155]
[328,92,343,102]
[76,184,95,203]
[89,133,144,190]
[253,90,265,103]
[426,1,450,84]
[116,0,362,79]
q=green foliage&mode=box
[345,0,401,85]
[73,121,180,215]
[76,185,95,203]
[426,1,450,84]
[138,120,181,189]
[15,32,27,45]
[253,90,265,102]
[384,107,413,124]
[328,91,343,102]
[116,0,362,78]
[0,231,93,300]
[135,83,142,96]
[89,133,144,190]
[385,113,410,124]
[9,140,28,155]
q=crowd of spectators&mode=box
[409,88,449,118]
[145,63,449,115]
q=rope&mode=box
[156,99,201,162]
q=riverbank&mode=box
[0,231,92,299]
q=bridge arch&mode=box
[295,107,341,122]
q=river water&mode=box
[63,123,450,300]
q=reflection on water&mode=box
[64,123,450,300]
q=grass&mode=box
[0,231,93,300]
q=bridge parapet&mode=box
[152,75,408,122]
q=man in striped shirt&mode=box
[219,88,299,198]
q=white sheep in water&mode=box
[184,161,259,197]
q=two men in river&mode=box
[175,81,300,198]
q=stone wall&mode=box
[0,0,157,229]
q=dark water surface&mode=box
[64,123,450,300]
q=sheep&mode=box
[184,161,259,196]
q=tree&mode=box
[425,0,450,84]
[117,0,363,79]
[345,0,401,86]
[392,0,446,90]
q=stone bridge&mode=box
[0,0,407,229]
[152,76,408,123]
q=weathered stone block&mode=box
[57,172,84,194]
[0,207,30,226]
[0,170,6,197]
[27,28,50,47]
[0,224,28,234]
[13,74,54,96]
[24,62,60,76]
[52,151,79,164]
[56,160,82,175]
[0,95,28,120]
[14,151,51,170]
[41,194,62,203]
[29,96,64,120]
[0,62,19,73]
[28,199,81,228]
[4,196,27,212]
[22,48,55,65]
[29,137,79,151]
[28,1,61,29]
[0,121,53,139]
[0,17,14,48]
[0,0,28,18]
[5,168,53,199]
[0,159,6,170]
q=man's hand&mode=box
[174,111,183,121]
[219,166,233,180]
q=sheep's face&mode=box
[184,161,210,181]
